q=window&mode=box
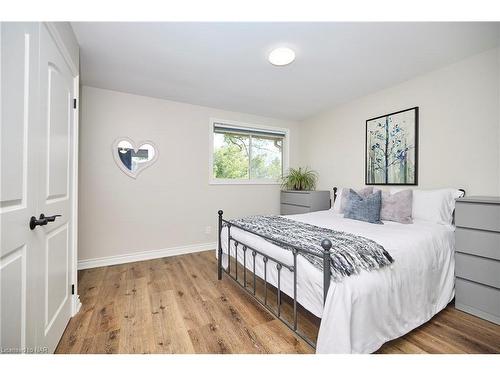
[209,120,288,184]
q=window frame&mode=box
[208,118,290,185]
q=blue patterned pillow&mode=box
[344,189,383,224]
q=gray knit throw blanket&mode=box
[227,215,394,282]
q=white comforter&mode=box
[219,210,455,354]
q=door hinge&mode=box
[71,284,75,295]
[73,98,77,109]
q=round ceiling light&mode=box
[268,47,295,66]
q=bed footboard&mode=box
[217,210,332,348]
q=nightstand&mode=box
[454,196,500,324]
[280,190,331,215]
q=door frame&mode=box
[71,74,80,316]
[44,22,80,316]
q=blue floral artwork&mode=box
[365,107,418,185]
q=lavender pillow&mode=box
[338,187,373,213]
[344,189,383,224]
[381,190,413,224]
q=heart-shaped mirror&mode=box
[112,138,159,178]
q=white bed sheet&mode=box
[219,210,456,354]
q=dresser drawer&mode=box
[455,278,500,325]
[280,204,310,215]
[280,192,310,207]
[455,253,500,288]
[455,202,500,232]
[456,228,500,261]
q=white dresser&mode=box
[454,196,500,325]
[280,190,331,215]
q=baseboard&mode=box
[72,295,82,316]
[77,242,217,270]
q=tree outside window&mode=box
[213,129,284,181]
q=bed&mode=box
[216,190,459,353]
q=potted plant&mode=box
[281,167,318,191]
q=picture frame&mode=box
[365,107,418,185]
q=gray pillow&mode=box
[344,189,383,224]
[381,190,413,224]
[339,187,373,213]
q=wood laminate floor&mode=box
[56,251,500,354]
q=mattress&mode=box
[219,209,456,353]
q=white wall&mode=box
[300,48,500,196]
[78,86,300,263]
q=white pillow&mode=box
[391,188,464,225]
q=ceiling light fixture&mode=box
[268,47,295,66]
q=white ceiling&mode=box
[72,22,500,121]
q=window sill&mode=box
[209,179,281,185]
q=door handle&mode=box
[44,214,62,223]
[29,214,62,230]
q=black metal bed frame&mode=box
[216,188,338,348]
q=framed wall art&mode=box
[365,107,418,185]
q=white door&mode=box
[35,24,75,353]
[0,22,40,354]
[0,23,75,354]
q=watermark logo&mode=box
[0,346,49,354]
